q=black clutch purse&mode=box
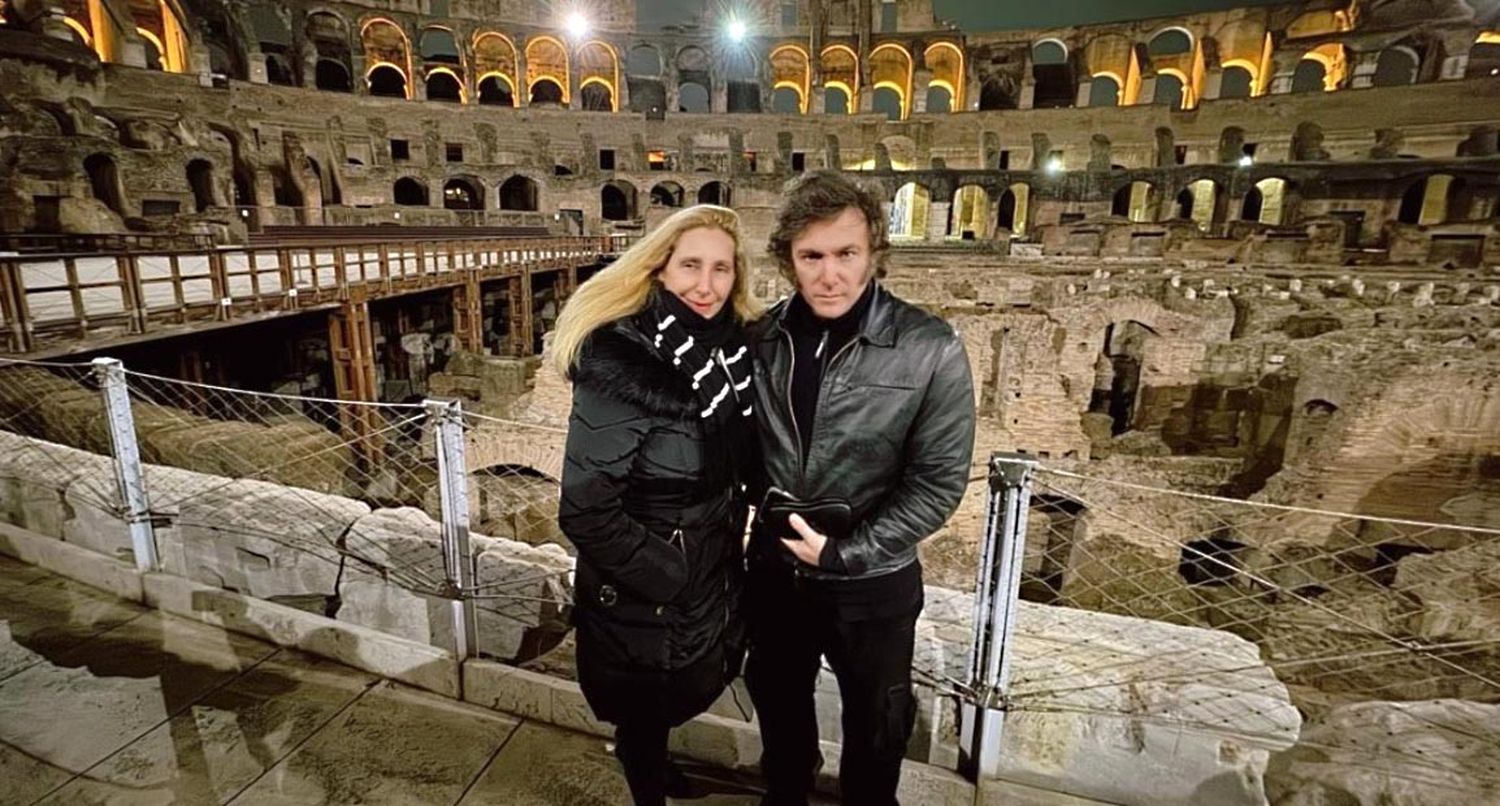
[758,486,853,541]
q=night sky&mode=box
[636,0,1291,32]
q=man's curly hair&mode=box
[766,170,890,285]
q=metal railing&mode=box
[0,236,607,354]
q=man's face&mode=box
[790,206,875,320]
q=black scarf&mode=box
[639,286,754,431]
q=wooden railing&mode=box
[0,236,612,356]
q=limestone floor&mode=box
[0,555,1111,806]
[0,555,811,806]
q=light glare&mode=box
[1238,154,1254,167]
[1045,158,1063,174]
[565,12,589,38]
[727,18,747,42]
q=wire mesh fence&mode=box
[989,454,1500,795]
[0,355,574,664]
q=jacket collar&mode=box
[761,281,896,348]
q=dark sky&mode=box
[637,1,1289,32]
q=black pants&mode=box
[614,718,672,806]
[745,568,921,805]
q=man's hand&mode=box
[780,513,829,566]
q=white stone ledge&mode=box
[0,520,143,601]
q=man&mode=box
[746,170,976,804]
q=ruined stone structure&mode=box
[2,1,1500,804]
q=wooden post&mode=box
[452,271,484,354]
[0,259,32,353]
[328,286,382,465]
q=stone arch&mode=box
[367,63,408,97]
[1219,63,1256,98]
[306,11,352,91]
[771,44,811,113]
[820,44,859,113]
[890,181,932,239]
[678,81,710,112]
[1373,46,1419,87]
[1154,69,1189,108]
[998,182,1030,236]
[649,181,684,207]
[869,42,913,120]
[1088,73,1121,106]
[924,41,965,111]
[577,40,620,112]
[393,177,429,206]
[628,43,662,76]
[443,176,484,211]
[1399,174,1463,225]
[1245,177,1294,225]
[951,184,993,239]
[474,31,519,106]
[601,180,637,221]
[499,175,540,211]
[361,18,412,98]
[1031,38,1074,108]
[1112,180,1156,222]
[526,35,570,104]
[1293,43,1345,92]
[1147,27,1194,57]
[697,181,730,206]
[426,67,464,102]
[1176,178,1222,230]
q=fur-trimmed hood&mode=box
[571,320,700,420]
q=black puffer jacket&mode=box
[559,315,748,677]
[748,283,976,580]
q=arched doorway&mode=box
[697,182,730,206]
[426,70,463,102]
[649,182,683,207]
[393,177,429,206]
[443,178,483,210]
[997,183,1030,236]
[478,75,515,105]
[890,183,931,239]
[84,153,124,214]
[530,78,564,105]
[601,182,635,221]
[186,159,216,212]
[499,176,539,211]
[367,64,407,97]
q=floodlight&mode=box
[727,18,748,43]
[565,12,589,39]
[1045,157,1063,174]
[1238,154,1254,168]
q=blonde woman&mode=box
[554,205,761,805]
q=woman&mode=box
[554,205,761,805]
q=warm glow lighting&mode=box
[727,18,747,43]
[1045,158,1063,174]
[565,12,589,39]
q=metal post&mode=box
[959,451,1037,783]
[428,398,478,660]
[92,357,158,572]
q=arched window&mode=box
[678,82,710,112]
[1154,73,1185,108]
[1148,29,1193,57]
[772,86,803,113]
[530,78,564,105]
[1112,181,1154,222]
[368,64,407,97]
[872,87,903,120]
[443,178,483,210]
[1031,40,1073,108]
[925,84,952,113]
[580,82,613,111]
[601,182,635,221]
[1292,58,1328,93]
[84,154,123,214]
[650,182,684,207]
[628,44,661,76]
[1373,48,1419,87]
[1219,65,1254,98]
[997,183,1030,236]
[393,177,428,206]
[426,70,463,102]
[825,85,850,114]
[979,78,1016,110]
[316,59,351,91]
[889,183,931,239]
[1088,75,1120,107]
[187,159,215,212]
[1178,179,1219,230]
[698,182,730,206]
[478,75,514,106]
[499,176,539,211]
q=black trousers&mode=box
[744,567,921,805]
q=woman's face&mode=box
[658,226,737,319]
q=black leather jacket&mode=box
[748,283,976,581]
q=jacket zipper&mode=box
[782,329,803,483]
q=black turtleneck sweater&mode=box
[785,282,875,459]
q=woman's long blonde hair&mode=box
[551,204,762,375]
